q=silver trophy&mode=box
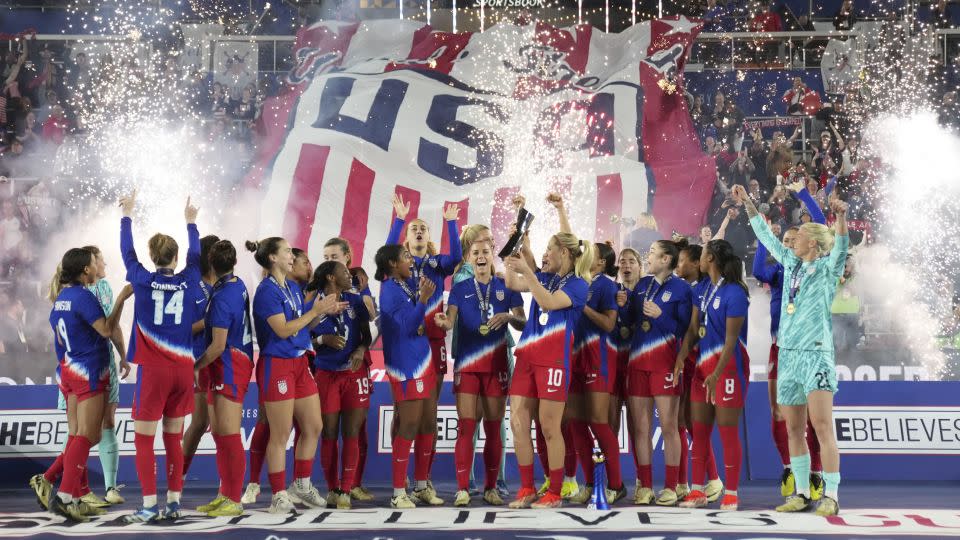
[498,207,535,259]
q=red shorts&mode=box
[256,354,319,403]
[681,349,697,396]
[569,369,617,395]
[615,348,629,399]
[689,363,747,408]
[58,364,109,403]
[315,368,372,413]
[132,363,194,421]
[768,342,779,380]
[429,339,448,376]
[509,358,567,401]
[626,369,681,398]
[389,371,437,402]
[195,365,211,394]
[454,370,509,397]
[207,350,254,405]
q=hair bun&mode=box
[244,240,259,253]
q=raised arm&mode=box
[118,191,140,272]
[387,193,409,245]
[788,182,826,224]
[734,185,794,265]
[438,203,463,274]
[547,193,573,235]
[751,239,779,284]
[184,197,200,269]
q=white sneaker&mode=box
[288,481,325,508]
[241,483,260,505]
[268,491,295,514]
[391,492,416,509]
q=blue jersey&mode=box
[50,286,109,382]
[121,217,200,368]
[613,281,638,351]
[253,276,312,359]
[206,277,254,367]
[573,274,619,375]
[380,278,431,380]
[448,276,522,373]
[515,272,588,370]
[698,281,749,377]
[191,280,213,360]
[387,218,462,340]
[628,275,693,373]
[752,246,784,339]
[311,292,370,371]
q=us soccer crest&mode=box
[713,297,721,310]
[278,380,288,395]
[496,289,505,302]
[416,379,424,393]
[429,258,438,269]
[661,291,672,302]
[346,306,355,319]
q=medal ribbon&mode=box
[788,262,805,307]
[473,278,493,324]
[270,275,301,316]
[700,277,725,332]
[641,275,671,329]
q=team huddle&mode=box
[31,182,850,522]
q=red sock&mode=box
[561,421,577,477]
[340,436,360,493]
[59,435,92,499]
[392,436,413,489]
[534,421,549,477]
[482,420,502,491]
[79,464,90,497]
[294,458,313,481]
[222,434,245,502]
[134,432,157,497]
[320,438,338,491]
[162,431,185,493]
[355,420,368,488]
[454,418,477,490]
[807,420,822,472]
[413,433,434,482]
[548,468,563,497]
[773,419,790,466]
[678,427,689,484]
[212,434,227,493]
[590,422,622,488]
[571,420,594,484]
[249,421,269,484]
[519,463,534,490]
[268,471,285,494]
[706,441,720,481]
[44,436,70,483]
[639,464,652,489]
[718,424,741,492]
[691,421,711,487]
[665,465,679,490]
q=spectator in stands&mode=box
[939,91,960,130]
[230,84,257,121]
[1,140,27,177]
[813,126,842,179]
[833,0,856,33]
[839,133,861,179]
[767,184,797,225]
[0,291,28,355]
[41,105,68,146]
[748,0,783,65]
[747,178,765,205]
[701,0,729,32]
[67,51,92,93]
[0,197,25,257]
[929,0,953,30]
[35,90,59,126]
[782,77,820,116]
[16,111,40,151]
[690,94,706,131]
[727,148,755,187]
[210,82,229,118]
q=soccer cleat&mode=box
[633,487,654,505]
[508,487,537,509]
[720,493,738,511]
[560,480,580,499]
[80,492,110,508]
[163,501,183,520]
[105,486,125,505]
[76,500,106,516]
[496,479,510,498]
[122,505,161,523]
[350,486,375,501]
[676,484,690,500]
[325,491,339,509]
[606,485,627,505]
[207,499,244,517]
[197,494,227,513]
[268,491,295,514]
[810,473,825,501]
[531,492,563,509]
[29,474,52,510]
[288,481,325,508]
[655,488,678,506]
[483,488,504,506]
[780,467,795,497]
[678,489,708,508]
[454,489,471,507]
[241,483,260,505]
[537,476,550,496]
[390,493,416,509]
[776,494,811,513]
[52,498,90,523]
[704,478,724,503]
[815,496,839,516]
[336,491,351,510]
[411,485,444,506]
[569,484,592,504]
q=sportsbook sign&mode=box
[833,406,960,455]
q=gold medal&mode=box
[619,326,630,339]
[417,324,425,336]
[641,321,651,332]
[539,312,549,325]
[479,324,490,336]
[698,326,706,338]
[786,303,796,315]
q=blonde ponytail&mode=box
[48,264,63,303]
[800,222,836,255]
[553,232,594,285]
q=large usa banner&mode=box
[247,17,716,266]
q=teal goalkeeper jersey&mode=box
[749,215,849,353]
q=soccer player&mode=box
[306,261,372,510]
[503,227,592,509]
[120,192,202,522]
[375,244,440,509]
[247,237,346,513]
[192,240,255,517]
[436,239,525,507]
[41,248,130,521]
[737,183,849,516]
[626,240,693,506]
[675,239,750,511]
